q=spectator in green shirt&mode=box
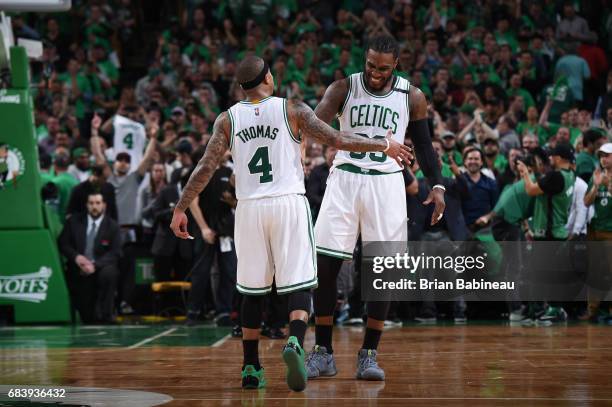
[288,10,321,39]
[182,30,211,66]
[494,44,517,87]
[517,106,548,145]
[494,16,518,52]
[248,0,275,28]
[59,59,92,122]
[236,34,267,60]
[84,4,112,40]
[219,0,248,29]
[92,44,119,97]
[539,101,582,145]
[507,73,535,108]
[47,151,79,223]
[441,131,463,166]
[475,52,502,85]
[539,77,574,123]
[482,135,508,177]
[286,52,309,86]
[583,142,612,320]
[584,143,612,234]
[576,129,608,182]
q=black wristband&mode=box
[408,118,444,186]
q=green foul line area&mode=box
[0,325,230,349]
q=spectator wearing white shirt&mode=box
[566,175,594,238]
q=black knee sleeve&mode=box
[367,301,390,321]
[287,289,312,313]
[241,295,264,329]
[313,254,343,317]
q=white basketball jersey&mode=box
[228,96,305,200]
[334,73,410,173]
[113,114,146,169]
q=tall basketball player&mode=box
[170,56,413,392]
[306,35,446,381]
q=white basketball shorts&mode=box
[314,165,408,260]
[235,194,318,295]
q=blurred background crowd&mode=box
[14,0,612,330]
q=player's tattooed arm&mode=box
[175,112,229,212]
[289,99,413,166]
[313,78,349,124]
[290,98,384,151]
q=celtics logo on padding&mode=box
[0,142,25,189]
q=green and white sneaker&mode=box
[282,336,307,392]
[536,306,568,326]
[241,365,266,389]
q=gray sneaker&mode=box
[356,349,385,381]
[305,345,337,378]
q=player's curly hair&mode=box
[366,34,400,59]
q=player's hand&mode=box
[201,227,216,244]
[170,209,193,240]
[384,130,414,168]
[423,187,446,225]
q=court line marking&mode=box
[126,328,177,349]
[211,334,230,348]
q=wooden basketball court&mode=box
[1,323,612,406]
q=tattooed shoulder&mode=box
[212,111,231,144]
[174,111,230,211]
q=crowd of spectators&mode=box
[16,0,612,326]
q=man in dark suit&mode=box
[59,192,121,323]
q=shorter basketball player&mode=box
[170,56,413,391]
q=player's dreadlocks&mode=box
[366,34,400,59]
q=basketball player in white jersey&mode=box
[170,55,413,392]
[305,35,446,381]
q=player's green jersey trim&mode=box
[276,277,318,294]
[302,196,318,274]
[236,283,272,295]
[239,96,273,105]
[283,99,300,144]
[338,75,352,117]
[336,163,402,175]
[316,246,353,259]
[227,108,235,150]
[360,73,397,98]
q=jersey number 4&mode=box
[123,133,133,149]
[248,146,273,183]
[349,133,387,162]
